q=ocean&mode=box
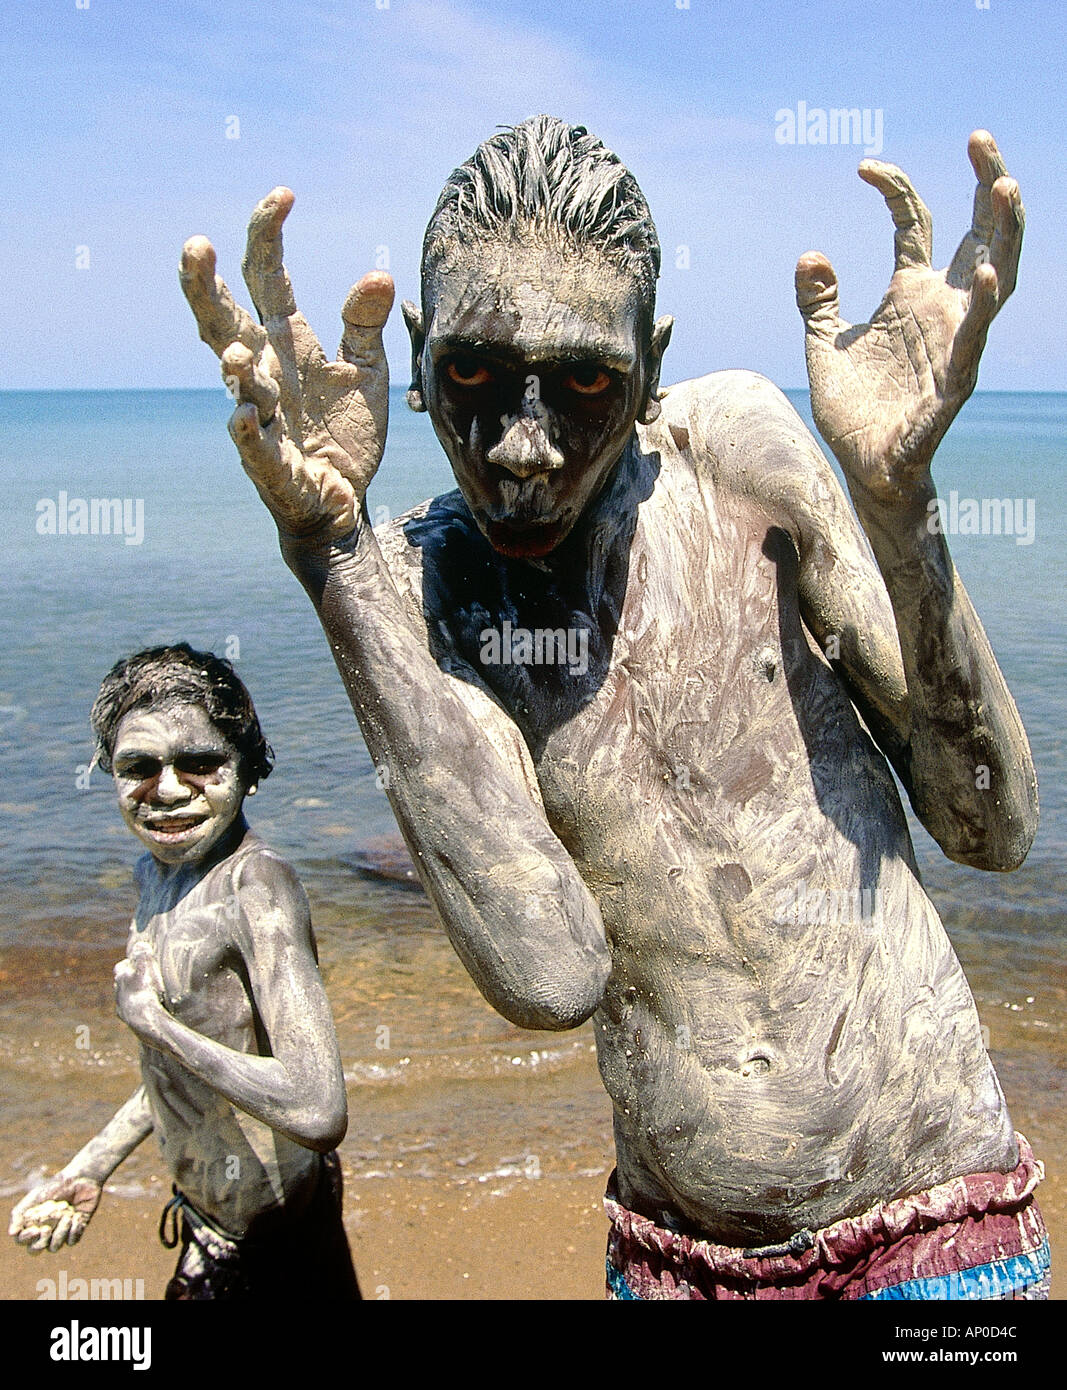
[0,387,1063,1237]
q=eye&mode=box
[117,758,161,782]
[562,365,612,396]
[175,754,228,778]
[446,355,493,388]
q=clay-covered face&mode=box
[421,241,654,559]
[111,704,245,865]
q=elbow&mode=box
[917,760,1039,873]
[934,799,1038,873]
[290,1098,348,1154]
[495,957,610,1033]
[947,820,1037,873]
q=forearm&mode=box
[283,522,610,1030]
[63,1087,153,1184]
[851,473,1038,868]
[141,1014,343,1153]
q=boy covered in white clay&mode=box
[10,644,359,1299]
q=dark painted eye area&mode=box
[118,758,162,782]
[562,365,612,396]
[446,355,493,388]
[174,754,228,777]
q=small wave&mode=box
[343,1039,595,1089]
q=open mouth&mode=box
[142,814,207,841]
[486,516,569,559]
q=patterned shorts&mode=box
[606,1133,1050,1300]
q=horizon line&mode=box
[2,386,1063,397]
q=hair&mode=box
[423,115,661,309]
[90,643,274,785]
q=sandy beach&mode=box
[1,1168,610,1302]
[2,1109,1060,1302]
[2,845,1062,1302]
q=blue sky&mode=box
[2,0,1064,389]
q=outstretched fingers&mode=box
[858,160,933,271]
[949,132,1024,296]
[795,251,846,342]
[340,271,395,365]
[948,261,999,397]
[221,342,280,425]
[180,237,266,358]
[987,173,1024,302]
[243,187,298,323]
[966,129,1007,246]
[228,403,293,499]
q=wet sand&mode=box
[1,875,1063,1301]
[2,1111,1061,1301]
[1,1170,609,1301]
[3,1158,1062,1301]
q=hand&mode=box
[795,131,1024,500]
[9,1174,102,1253]
[114,940,166,1037]
[180,188,395,543]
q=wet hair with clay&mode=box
[423,114,661,311]
[90,643,274,785]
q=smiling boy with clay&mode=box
[9,644,360,1300]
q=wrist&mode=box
[847,468,937,544]
[279,510,373,581]
[282,510,389,609]
[60,1157,108,1187]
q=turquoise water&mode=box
[0,387,1062,922]
[0,387,1063,1207]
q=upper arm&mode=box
[374,507,547,812]
[228,853,345,1098]
[683,372,914,772]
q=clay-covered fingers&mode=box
[949,132,1023,296]
[340,271,395,366]
[49,1207,75,1252]
[243,187,298,323]
[227,403,357,539]
[965,129,1007,247]
[228,403,292,496]
[858,160,933,271]
[10,1198,72,1252]
[221,342,281,425]
[948,261,999,394]
[9,1188,42,1234]
[795,251,846,342]
[180,237,266,359]
[987,173,1024,302]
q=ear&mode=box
[637,314,674,425]
[402,300,427,413]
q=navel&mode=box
[740,1049,774,1078]
[754,645,778,682]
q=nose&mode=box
[154,765,190,803]
[487,399,564,479]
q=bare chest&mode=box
[131,873,251,1037]
[530,491,808,858]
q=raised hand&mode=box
[10,1174,102,1254]
[795,131,1024,501]
[180,188,395,542]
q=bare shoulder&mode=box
[654,370,843,531]
[224,836,311,938]
[372,489,470,635]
